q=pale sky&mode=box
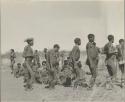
[1,0,124,54]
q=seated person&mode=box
[14,63,24,78]
[35,61,49,84]
[60,60,73,87]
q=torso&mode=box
[86,42,99,59]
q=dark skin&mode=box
[109,37,114,43]
[17,64,21,68]
[88,36,95,43]
[54,47,60,52]
[75,40,81,46]
[78,40,81,46]
[28,40,34,46]
[10,49,14,53]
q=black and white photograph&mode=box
[1,0,125,102]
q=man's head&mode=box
[53,44,60,52]
[35,50,38,53]
[74,38,81,45]
[10,49,14,52]
[88,34,95,42]
[108,35,114,43]
[119,39,124,45]
[17,63,21,68]
[25,38,34,46]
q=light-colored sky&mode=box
[1,0,124,54]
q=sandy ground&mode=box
[1,58,125,102]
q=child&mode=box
[60,60,72,87]
[45,44,60,89]
[10,49,16,74]
[14,63,23,78]
[117,39,125,87]
[86,34,99,89]
[104,35,118,83]
[69,38,81,81]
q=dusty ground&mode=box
[1,58,125,102]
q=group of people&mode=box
[9,34,125,91]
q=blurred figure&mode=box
[44,48,48,60]
[14,63,23,78]
[86,34,99,90]
[35,61,49,84]
[69,38,81,80]
[60,60,72,87]
[10,49,16,74]
[22,38,35,91]
[60,51,65,67]
[33,50,41,68]
[74,61,86,88]
[117,39,125,87]
[45,44,60,89]
[104,35,118,85]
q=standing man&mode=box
[10,49,16,74]
[22,38,35,91]
[69,38,81,81]
[117,39,125,87]
[45,44,60,89]
[104,35,118,83]
[86,34,99,89]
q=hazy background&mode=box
[1,0,124,54]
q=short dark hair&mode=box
[74,38,81,44]
[17,63,21,66]
[42,61,46,65]
[11,49,14,52]
[53,44,60,49]
[88,34,95,39]
[119,39,124,44]
[108,35,114,41]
